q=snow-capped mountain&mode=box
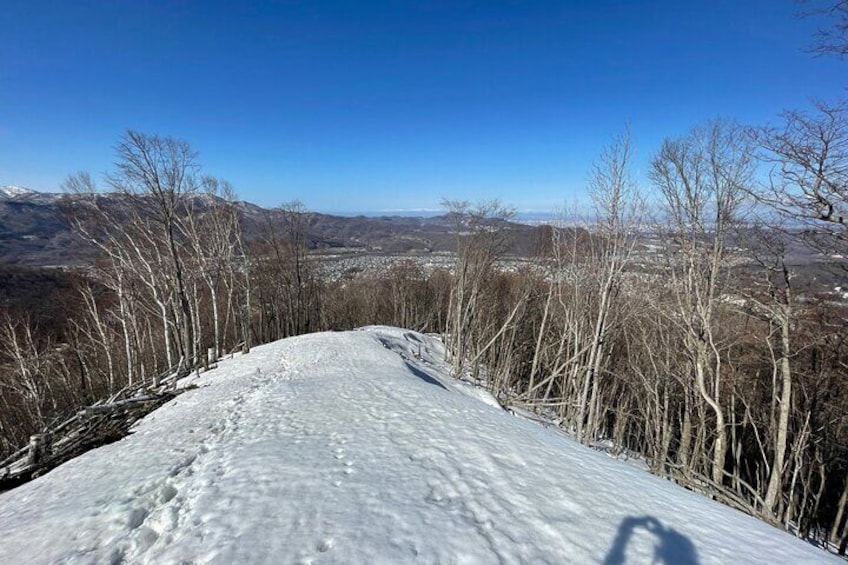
[0,185,63,203]
[0,327,835,564]
[0,185,38,199]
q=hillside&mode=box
[0,327,835,564]
[0,187,541,266]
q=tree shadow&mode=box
[603,515,699,565]
[404,361,447,390]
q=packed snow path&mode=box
[0,327,836,564]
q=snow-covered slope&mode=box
[0,185,35,198]
[0,327,836,564]
[0,185,62,203]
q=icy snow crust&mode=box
[0,327,835,564]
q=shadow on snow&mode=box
[403,362,448,390]
[603,515,699,565]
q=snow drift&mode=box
[0,327,836,564]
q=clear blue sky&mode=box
[1,1,843,213]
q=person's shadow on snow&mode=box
[602,515,699,565]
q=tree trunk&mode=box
[830,475,848,548]
[764,304,792,521]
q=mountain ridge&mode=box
[0,187,542,266]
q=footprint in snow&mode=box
[317,538,335,552]
[126,507,149,530]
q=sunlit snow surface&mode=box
[0,327,836,564]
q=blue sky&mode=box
[0,1,844,214]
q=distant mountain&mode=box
[0,187,546,266]
[0,185,64,204]
[0,185,34,199]
[0,187,91,266]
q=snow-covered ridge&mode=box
[0,327,836,564]
[0,185,63,203]
[0,185,37,198]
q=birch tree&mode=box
[443,199,515,381]
[575,128,642,443]
[108,130,200,373]
[650,119,754,486]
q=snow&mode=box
[0,327,837,564]
[0,185,64,203]
[0,185,36,199]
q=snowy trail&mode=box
[0,327,837,564]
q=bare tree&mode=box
[738,225,797,523]
[442,199,515,382]
[0,314,55,426]
[179,177,243,361]
[575,127,642,443]
[650,119,754,486]
[65,171,180,378]
[108,130,200,373]
[752,100,848,264]
[802,0,848,58]
[257,201,320,340]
